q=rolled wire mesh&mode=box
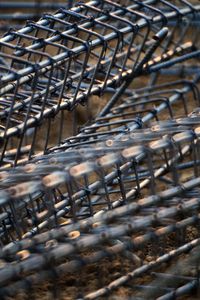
[0,0,200,299]
[0,0,200,167]
[1,121,200,299]
[0,78,200,298]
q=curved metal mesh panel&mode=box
[0,1,200,299]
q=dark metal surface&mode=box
[0,1,200,299]
[0,0,199,167]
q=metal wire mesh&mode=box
[0,0,200,299]
[0,1,72,33]
[0,0,200,167]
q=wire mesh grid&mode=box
[0,0,200,167]
[0,0,200,299]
